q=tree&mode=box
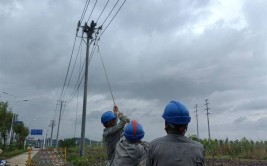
[13,123,29,149]
[188,134,201,142]
[59,138,76,148]
[0,102,13,149]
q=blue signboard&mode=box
[31,129,43,135]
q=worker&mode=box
[111,120,148,166]
[146,100,204,166]
[101,105,130,165]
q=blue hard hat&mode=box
[101,111,117,124]
[162,100,191,125]
[124,120,145,142]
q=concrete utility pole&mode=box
[79,20,101,157]
[49,120,56,146]
[205,99,211,144]
[194,104,199,138]
[55,100,65,148]
[43,130,48,149]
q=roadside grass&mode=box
[31,146,106,166]
[0,149,27,160]
[31,145,267,166]
[67,146,106,166]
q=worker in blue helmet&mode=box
[146,100,204,166]
[101,105,130,165]
[110,120,148,166]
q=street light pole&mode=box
[2,92,29,145]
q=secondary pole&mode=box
[205,99,211,144]
[9,112,15,145]
[55,100,64,148]
[194,104,199,138]
[49,120,55,146]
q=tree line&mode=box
[189,134,267,160]
[0,101,29,150]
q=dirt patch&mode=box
[205,158,267,166]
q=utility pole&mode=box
[205,99,211,144]
[194,104,199,138]
[49,120,56,146]
[55,100,65,148]
[79,20,101,157]
[43,130,48,149]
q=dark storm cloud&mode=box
[209,120,267,140]
[88,24,266,104]
[243,0,267,31]
[118,0,212,33]
[236,98,267,111]
[0,0,80,91]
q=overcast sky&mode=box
[0,0,266,142]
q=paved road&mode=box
[6,148,39,166]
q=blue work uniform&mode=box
[146,134,204,166]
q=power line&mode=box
[74,88,80,137]
[66,37,98,104]
[52,101,58,120]
[66,33,87,103]
[101,0,120,26]
[100,0,120,29]
[61,100,67,119]
[61,0,125,102]
[80,0,91,22]
[62,37,84,99]
[96,0,110,23]
[67,42,96,104]
[87,0,98,23]
[100,0,127,37]
[88,40,98,65]
[67,40,99,103]
[58,0,93,102]
[59,36,78,100]
[67,67,85,104]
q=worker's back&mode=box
[111,137,148,166]
[146,134,204,166]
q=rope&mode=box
[96,43,116,106]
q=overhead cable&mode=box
[59,36,78,100]
[74,88,80,137]
[100,0,127,38]
[52,100,59,121]
[80,0,91,23]
[101,0,120,26]
[96,0,110,23]
[87,0,98,23]
[62,37,84,99]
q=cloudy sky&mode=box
[0,0,266,142]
